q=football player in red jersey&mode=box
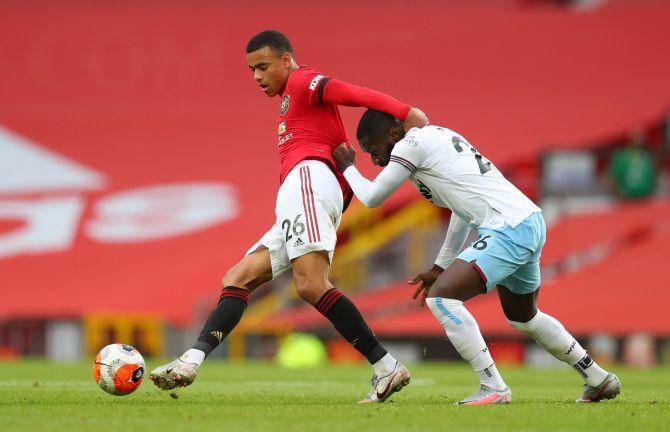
[150,30,427,403]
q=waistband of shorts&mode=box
[479,210,543,232]
[292,159,331,171]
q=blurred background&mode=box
[1,0,669,370]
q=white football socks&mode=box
[509,310,608,387]
[372,352,398,377]
[426,297,507,391]
[180,348,206,366]
[476,363,506,391]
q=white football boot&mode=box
[149,359,199,390]
[358,362,410,403]
[576,373,621,403]
[457,384,512,405]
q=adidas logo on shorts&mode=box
[293,238,305,247]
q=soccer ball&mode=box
[93,343,146,396]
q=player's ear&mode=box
[389,125,403,141]
[280,52,292,67]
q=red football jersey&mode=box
[277,65,412,211]
[277,66,351,207]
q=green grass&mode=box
[0,360,667,432]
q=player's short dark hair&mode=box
[246,30,294,56]
[357,109,403,141]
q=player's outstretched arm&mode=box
[410,214,470,305]
[318,78,428,130]
[333,144,410,208]
[434,213,470,270]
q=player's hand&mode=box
[333,143,356,172]
[409,264,444,306]
[404,107,429,132]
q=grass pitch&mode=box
[0,360,667,432]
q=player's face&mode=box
[360,126,404,167]
[247,47,292,97]
[360,136,394,167]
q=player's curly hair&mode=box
[357,109,403,141]
[246,30,294,56]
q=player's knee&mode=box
[428,264,486,301]
[504,308,537,324]
[500,293,538,323]
[221,268,246,290]
[427,277,462,300]
[425,297,464,325]
[221,266,260,292]
[221,252,272,291]
[507,309,543,335]
[294,283,319,304]
[293,276,331,305]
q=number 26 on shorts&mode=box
[281,214,306,242]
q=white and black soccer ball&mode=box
[93,343,146,396]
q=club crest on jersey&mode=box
[278,121,286,135]
[280,94,290,115]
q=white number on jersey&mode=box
[441,128,492,175]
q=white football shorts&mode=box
[246,160,343,278]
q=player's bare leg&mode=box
[500,285,620,403]
[292,251,409,403]
[150,248,273,390]
[291,250,333,304]
[424,259,511,405]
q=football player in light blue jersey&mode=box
[333,109,620,405]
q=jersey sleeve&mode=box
[388,131,426,174]
[302,72,331,106]
[342,163,411,208]
[311,78,411,121]
[286,69,330,106]
[434,213,470,270]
